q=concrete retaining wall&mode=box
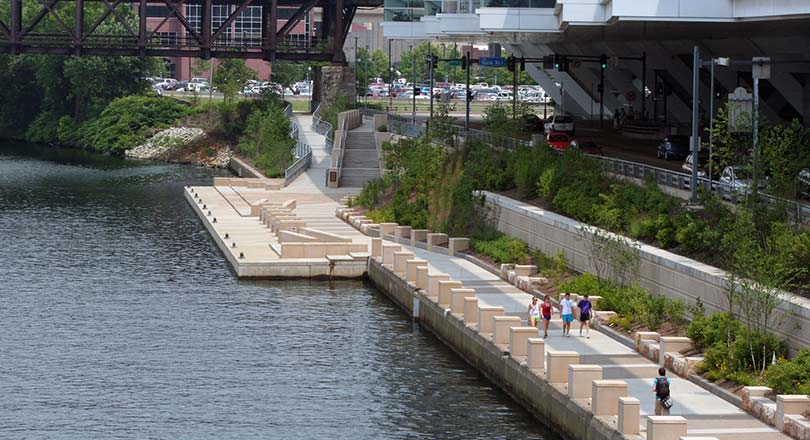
[228,156,262,178]
[367,258,632,440]
[481,190,810,352]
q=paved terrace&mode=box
[185,114,371,277]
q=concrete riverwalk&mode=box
[187,112,791,440]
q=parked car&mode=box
[719,166,761,197]
[544,115,575,135]
[546,132,572,151]
[681,153,708,178]
[656,135,691,160]
[569,139,603,155]
[799,168,810,199]
[520,114,545,133]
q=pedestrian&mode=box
[560,293,576,337]
[613,111,620,129]
[578,294,592,338]
[527,296,541,328]
[541,295,553,338]
[653,367,673,415]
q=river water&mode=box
[0,142,560,440]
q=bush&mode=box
[25,111,60,144]
[510,145,555,197]
[366,206,396,223]
[471,234,531,264]
[637,294,685,332]
[237,104,295,177]
[765,349,810,394]
[687,312,740,351]
[355,176,391,209]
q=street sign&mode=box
[448,60,462,67]
[479,57,506,67]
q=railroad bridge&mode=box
[0,0,382,62]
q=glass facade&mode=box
[235,6,262,46]
[482,0,555,6]
[385,0,554,22]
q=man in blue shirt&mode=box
[652,367,671,415]
[577,294,592,338]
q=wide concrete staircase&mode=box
[339,131,380,188]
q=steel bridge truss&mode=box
[0,0,374,62]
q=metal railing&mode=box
[312,102,335,153]
[362,107,810,224]
[283,112,312,186]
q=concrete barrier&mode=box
[410,229,430,246]
[477,306,505,334]
[493,316,522,345]
[381,244,401,265]
[776,395,810,431]
[567,365,603,399]
[416,266,429,290]
[592,380,629,416]
[437,280,463,307]
[514,265,538,277]
[426,233,448,250]
[646,416,688,440]
[298,227,352,243]
[275,220,308,233]
[509,327,538,357]
[371,238,382,258]
[450,288,476,315]
[618,397,640,435]
[547,351,580,384]
[393,251,415,275]
[278,230,318,243]
[395,226,412,239]
[406,259,428,283]
[379,222,398,236]
[659,336,693,366]
[463,297,479,324]
[426,273,450,298]
[527,338,545,370]
[448,238,470,256]
[280,242,368,258]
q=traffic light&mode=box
[507,56,516,72]
[542,55,554,69]
[461,55,467,70]
[427,54,438,69]
[554,55,569,72]
[553,54,561,70]
[600,54,607,70]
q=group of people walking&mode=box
[526,293,591,339]
[526,293,674,415]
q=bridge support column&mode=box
[313,65,356,109]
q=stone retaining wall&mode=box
[482,191,810,352]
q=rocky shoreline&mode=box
[125,127,232,168]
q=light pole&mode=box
[705,57,731,181]
[411,45,416,124]
[689,46,700,204]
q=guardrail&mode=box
[362,107,810,224]
[312,102,334,152]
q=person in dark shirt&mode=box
[577,294,592,338]
[653,367,672,415]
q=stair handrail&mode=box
[283,110,312,186]
[312,102,334,152]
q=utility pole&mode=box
[465,51,471,131]
[354,36,359,103]
[428,41,434,131]
[641,52,647,120]
[388,39,393,109]
[411,45,416,124]
[751,57,770,194]
[708,60,715,181]
[208,58,214,102]
[512,57,518,118]
[689,46,700,204]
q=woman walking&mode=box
[527,297,541,328]
[541,295,553,338]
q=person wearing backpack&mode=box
[652,367,672,415]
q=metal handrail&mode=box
[283,114,312,186]
[312,102,334,152]
[361,106,810,224]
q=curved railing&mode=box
[283,103,312,186]
[312,102,334,152]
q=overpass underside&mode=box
[0,0,382,62]
[509,18,810,125]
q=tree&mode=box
[214,59,255,102]
[271,60,307,94]
[709,102,753,172]
[761,120,810,199]
[356,48,389,93]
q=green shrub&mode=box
[366,206,396,223]
[730,330,787,373]
[377,124,387,132]
[510,145,555,197]
[471,235,531,264]
[765,349,810,394]
[703,341,731,372]
[687,312,741,351]
[536,166,562,199]
[356,176,391,209]
[237,104,295,177]
[25,111,60,144]
[637,294,685,331]
[609,315,633,331]
[724,370,757,387]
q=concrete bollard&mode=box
[635,331,660,352]
[592,380,629,416]
[478,306,505,334]
[618,397,641,435]
[514,265,538,277]
[426,273,450,298]
[659,336,693,365]
[437,280,463,307]
[410,229,430,246]
[527,338,545,370]
[393,251,415,275]
[646,416,688,440]
[493,316,522,345]
[463,297,479,324]
[379,222,398,236]
[567,365,603,399]
[394,226,411,239]
[447,238,470,256]
[509,327,539,357]
[381,244,402,266]
[546,351,580,384]
[371,238,382,259]
[776,395,810,431]
[450,288,476,315]
[406,259,428,284]
[416,266,429,290]
[426,233,449,251]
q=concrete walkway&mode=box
[371,238,787,440]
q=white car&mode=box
[544,115,575,135]
[719,166,760,198]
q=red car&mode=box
[569,139,603,155]
[546,132,572,151]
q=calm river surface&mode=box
[0,143,561,440]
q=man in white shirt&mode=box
[560,293,576,337]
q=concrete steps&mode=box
[340,131,380,188]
